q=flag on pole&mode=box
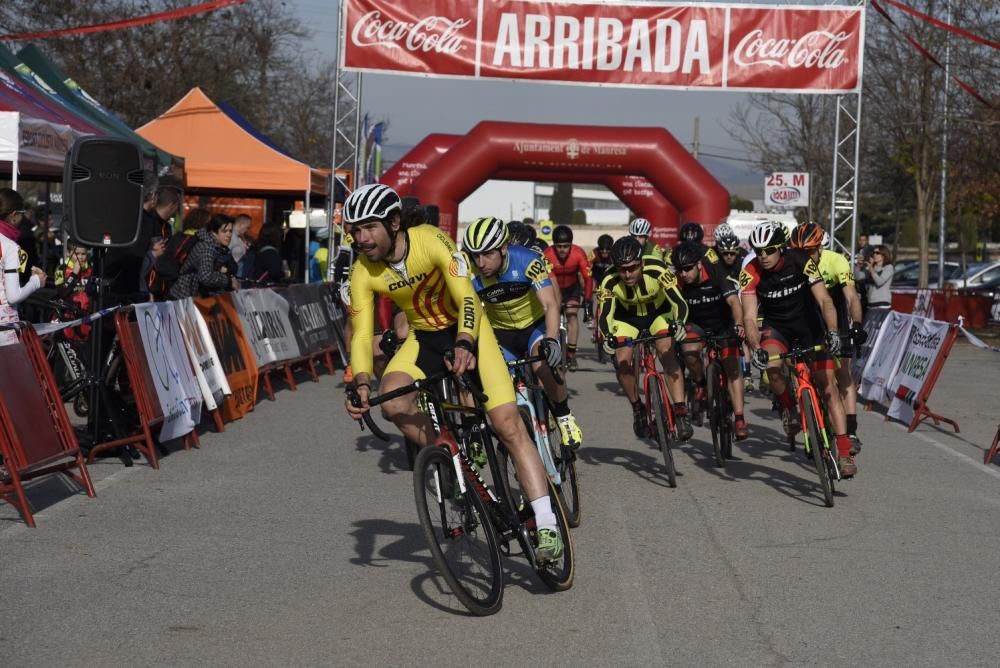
[364,121,385,185]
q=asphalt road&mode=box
[2,341,999,666]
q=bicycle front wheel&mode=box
[706,361,725,469]
[413,446,504,615]
[803,396,835,508]
[535,478,576,591]
[548,412,581,528]
[647,380,677,488]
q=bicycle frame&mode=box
[633,337,675,435]
[508,362,562,486]
[777,348,840,481]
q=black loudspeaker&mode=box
[401,196,421,212]
[425,205,440,228]
[63,137,145,248]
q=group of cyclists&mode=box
[340,182,867,566]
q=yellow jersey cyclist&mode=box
[342,184,564,561]
[789,222,867,455]
[665,222,721,267]
[463,217,583,449]
[598,236,693,441]
[627,218,666,261]
[738,221,857,477]
[671,240,750,441]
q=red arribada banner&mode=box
[342,0,864,93]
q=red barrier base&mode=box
[985,424,1000,465]
[907,403,960,434]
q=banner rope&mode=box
[879,0,1000,51]
[0,0,246,41]
[870,0,994,108]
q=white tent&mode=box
[0,110,84,188]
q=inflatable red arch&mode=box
[398,122,729,241]
[381,133,679,240]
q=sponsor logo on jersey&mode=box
[449,251,469,278]
[462,296,476,330]
[387,272,427,291]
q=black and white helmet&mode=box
[628,218,652,236]
[343,184,402,224]
[747,221,786,250]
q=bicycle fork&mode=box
[797,385,841,480]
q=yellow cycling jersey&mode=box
[642,241,665,261]
[596,257,689,336]
[348,224,480,376]
[817,249,855,289]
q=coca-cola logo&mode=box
[351,10,470,55]
[768,187,802,204]
[733,29,851,69]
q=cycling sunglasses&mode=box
[756,245,783,256]
[616,262,642,273]
[719,251,740,257]
[676,263,698,273]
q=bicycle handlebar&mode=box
[766,344,826,362]
[506,353,566,386]
[607,329,677,349]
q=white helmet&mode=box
[715,222,735,238]
[747,221,786,250]
[343,184,402,224]
[628,218,652,236]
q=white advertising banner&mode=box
[233,289,301,366]
[173,298,230,411]
[859,311,913,405]
[886,316,951,425]
[134,303,202,441]
[764,172,809,208]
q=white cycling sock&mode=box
[530,496,558,533]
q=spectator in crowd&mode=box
[0,188,46,343]
[252,224,286,284]
[865,244,894,311]
[168,214,239,300]
[853,233,875,308]
[15,202,40,285]
[230,213,252,266]
[106,186,180,302]
[182,208,213,235]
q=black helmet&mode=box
[552,224,573,244]
[597,234,614,251]
[680,222,704,243]
[610,236,643,266]
[672,241,703,268]
[506,221,526,245]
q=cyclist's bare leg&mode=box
[565,301,581,350]
[530,340,568,404]
[724,355,745,415]
[488,402,548,500]
[614,346,638,402]
[763,343,789,397]
[378,371,436,447]
[814,368,848,436]
[681,341,705,384]
[835,363,857,415]
[655,336,686,404]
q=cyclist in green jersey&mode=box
[628,218,666,261]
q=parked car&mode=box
[944,261,1000,291]
[892,261,963,288]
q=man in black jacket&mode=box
[105,186,180,303]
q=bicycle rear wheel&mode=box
[413,445,504,615]
[535,478,576,591]
[706,361,725,469]
[803,396,835,508]
[548,412,581,528]
[647,380,677,487]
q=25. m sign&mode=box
[765,172,809,208]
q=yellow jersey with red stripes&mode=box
[348,224,480,376]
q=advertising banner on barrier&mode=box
[342,0,864,93]
[233,289,301,365]
[887,317,951,425]
[850,308,891,381]
[195,294,259,422]
[286,284,340,355]
[134,303,202,441]
[860,311,913,405]
[173,298,230,411]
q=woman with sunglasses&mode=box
[738,221,858,478]
[865,245,894,311]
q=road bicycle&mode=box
[684,334,738,469]
[349,367,574,615]
[591,299,607,364]
[507,353,581,527]
[767,344,841,507]
[613,330,679,487]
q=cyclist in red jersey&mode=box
[543,225,592,371]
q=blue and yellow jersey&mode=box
[471,245,552,331]
[348,225,480,376]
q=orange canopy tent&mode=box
[136,87,328,196]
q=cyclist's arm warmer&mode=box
[348,265,375,377]
[597,278,616,340]
[4,271,41,305]
[665,284,689,325]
